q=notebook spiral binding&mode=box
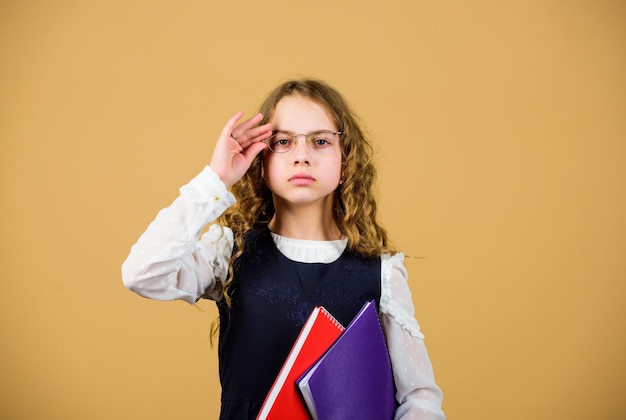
[319,307,344,331]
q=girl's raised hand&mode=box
[209,112,272,188]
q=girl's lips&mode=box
[289,174,315,185]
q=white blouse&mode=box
[122,165,445,420]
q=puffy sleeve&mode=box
[380,253,446,420]
[121,166,236,304]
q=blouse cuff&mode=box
[182,165,236,215]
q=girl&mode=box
[122,79,445,419]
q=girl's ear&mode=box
[261,163,265,181]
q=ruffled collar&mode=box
[270,232,348,264]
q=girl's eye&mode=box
[312,137,331,148]
[270,137,292,148]
[269,136,293,152]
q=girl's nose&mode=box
[292,137,311,165]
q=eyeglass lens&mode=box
[266,131,339,153]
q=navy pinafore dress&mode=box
[216,226,381,419]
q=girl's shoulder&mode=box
[381,251,405,267]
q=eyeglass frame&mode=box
[263,130,343,153]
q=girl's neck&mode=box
[269,204,342,241]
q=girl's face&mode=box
[264,95,342,210]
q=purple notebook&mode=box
[296,300,396,420]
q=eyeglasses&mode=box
[264,130,342,153]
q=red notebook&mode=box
[256,306,344,420]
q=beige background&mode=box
[1,1,625,419]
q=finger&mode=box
[220,111,244,140]
[237,123,273,149]
[231,112,265,139]
[241,140,268,162]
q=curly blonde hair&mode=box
[218,78,394,307]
